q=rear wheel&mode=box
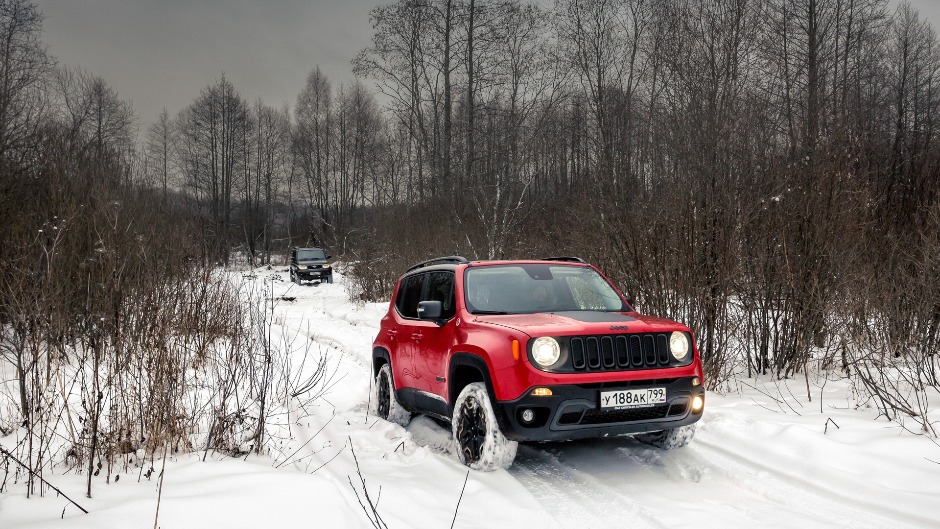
[636,424,696,449]
[452,382,517,471]
[369,363,410,426]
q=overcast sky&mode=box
[34,0,940,133]
[34,0,384,129]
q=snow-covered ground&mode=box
[3,269,939,528]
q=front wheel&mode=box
[369,363,410,426]
[636,424,696,449]
[452,382,517,471]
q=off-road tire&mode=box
[636,424,696,449]
[452,382,517,471]
[326,275,333,284]
[369,363,410,426]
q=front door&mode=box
[413,271,456,400]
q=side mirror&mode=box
[327,255,332,259]
[417,300,442,320]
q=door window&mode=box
[424,271,456,320]
[395,274,424,318]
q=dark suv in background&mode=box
[289,247,333,284]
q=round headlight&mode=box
[531,337,561,367]
[670,331,690,361]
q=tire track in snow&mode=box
[510,428,927,529]
[689,434,931,528]
[510,444,666,529]
[267,276,380,376]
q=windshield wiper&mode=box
[472,310,511,315]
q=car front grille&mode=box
[569,333,671,372]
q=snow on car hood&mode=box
[471,311,688,337]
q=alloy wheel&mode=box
[456,397,486,463]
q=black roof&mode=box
[406,256,470,272]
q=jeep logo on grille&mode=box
[610,325,629,331]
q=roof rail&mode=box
[542,256,586,263]
[407,255,470,272]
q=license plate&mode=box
[600,387,666,410]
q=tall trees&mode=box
[145,108,175,200]
[294,67,333,242]
[252,102,291,264]
[176,76,251,264]
[470,1,562,258]
[0,0,49,173]
[55,68,136,183]
[887,2,940,216]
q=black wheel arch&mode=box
[372,347,390,378]
[448,353,508,429]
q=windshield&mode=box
[297,249,326,261]
[464,264,628,314]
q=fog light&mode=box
[521,409,535,423]
[692,395,704,412]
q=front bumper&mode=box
[296,269,331,280]
[494,377,704,442]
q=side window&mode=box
[424,271,456,319]
[395,274,424,318]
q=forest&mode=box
[1,0,939,496]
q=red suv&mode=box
[370,256,705,470]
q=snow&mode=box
[2,268,939,528]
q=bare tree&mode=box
[146,108,175,200]
[253,101,290,264]
[0,0,50,173]
[175,75,251,264]
[294,66,334,243]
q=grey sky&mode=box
[33,0,940,132]
[35,0,383,128]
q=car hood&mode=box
[471,311,688,337]
[297,259,329,265]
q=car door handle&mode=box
[387,330,398,339]
[411,332,423,341]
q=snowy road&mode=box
[6,268,936,528]
[274,270,940,529]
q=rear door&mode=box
[392,273,425,391]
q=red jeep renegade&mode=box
[370,256,705,470]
